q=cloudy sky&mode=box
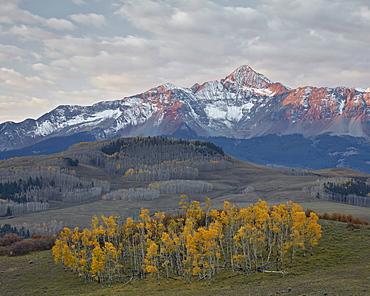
[1,0,370,123]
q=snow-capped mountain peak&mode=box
[223,65,274,89]
[1,65,370,152]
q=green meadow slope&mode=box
[1,220,369,296]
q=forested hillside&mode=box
[0,137,232,218]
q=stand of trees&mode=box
[0,223,31,238]
[0,166,110,206]
[123,162,199,181]
[0,220,64,238]
[0,200,49,216]
[52,198,322,286]
[65,137,234,182]
[311,178,370,207]
[102,188,160,201]
[148,180,213,194]
[0,137,234,216]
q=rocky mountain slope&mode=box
[1,65,370,153]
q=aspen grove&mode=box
[52,198,322,285]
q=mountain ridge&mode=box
[1,65,370,153]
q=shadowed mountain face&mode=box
[1,65,370,161]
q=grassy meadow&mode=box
[1,219,369,295]
[1,152,370,295]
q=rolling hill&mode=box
[1,137,369,232]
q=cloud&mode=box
[7,25,56,41]
[115,0,264,38]
[43,35,98,58]
[0,67,58,90]
[31,63,72,81]
[71,0,86,5]
[52,88,122,105]
[0,1,42,24]
[111,0,370,89]
[0,95,52,123]
[44,18,76,31]
[90,74,133,91]
[2,0,370,124]
[0,44,28,62]
[69,13,106,28]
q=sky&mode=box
[1,0,370,123]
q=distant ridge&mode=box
[1,65,370,172]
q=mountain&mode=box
[1,65,370,171]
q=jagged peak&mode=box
[223,65,274,89]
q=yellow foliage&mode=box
[52,198,322,285]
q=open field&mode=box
[1,219,370,295]
[2,157,370,229]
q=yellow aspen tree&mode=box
[233,225,251,272]
[305,212,322,255]
[159,231,174,282]
[122,217,139,271]
[251,200,270,269]
[143,239,160,284]
[103,241,122,285]
[138,208,151,266]
[52,238,65,265]
[203,196,211,227]
[290,211,306,267]
[91,243,106,282]
[220,201,240,271]
[267,206,283,265]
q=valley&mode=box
[1,139,369,229]
[1,137,370,296]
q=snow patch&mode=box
[35,121,56,136]
[34,109,123,136]
[205,105,227,120]
[338,100,346,115]
[253,88,272,96]
[226,106,243,122]
[243,102,255,111]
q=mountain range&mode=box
[1,65,370,172]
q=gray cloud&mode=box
[1,0,370,122]
[0,94,51,122]
[44,18,76,31]
[0,1,42,24]
[7,25,57,41]
[0,67,58,90]
[0,44,28,61]
[70,13,106,28]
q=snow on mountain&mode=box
[1,65,370,152]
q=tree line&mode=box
[52,198,322,286]
[65,137,234,182]
[148,180,213,194]
[0,137,234,217]
[0,166,111,213]
[310,178,370,207]
[0,220,65,238]
[102,188,160,201]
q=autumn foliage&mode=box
[52,198,322,285]
[318,212,369,225]
[0,233,56,256]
